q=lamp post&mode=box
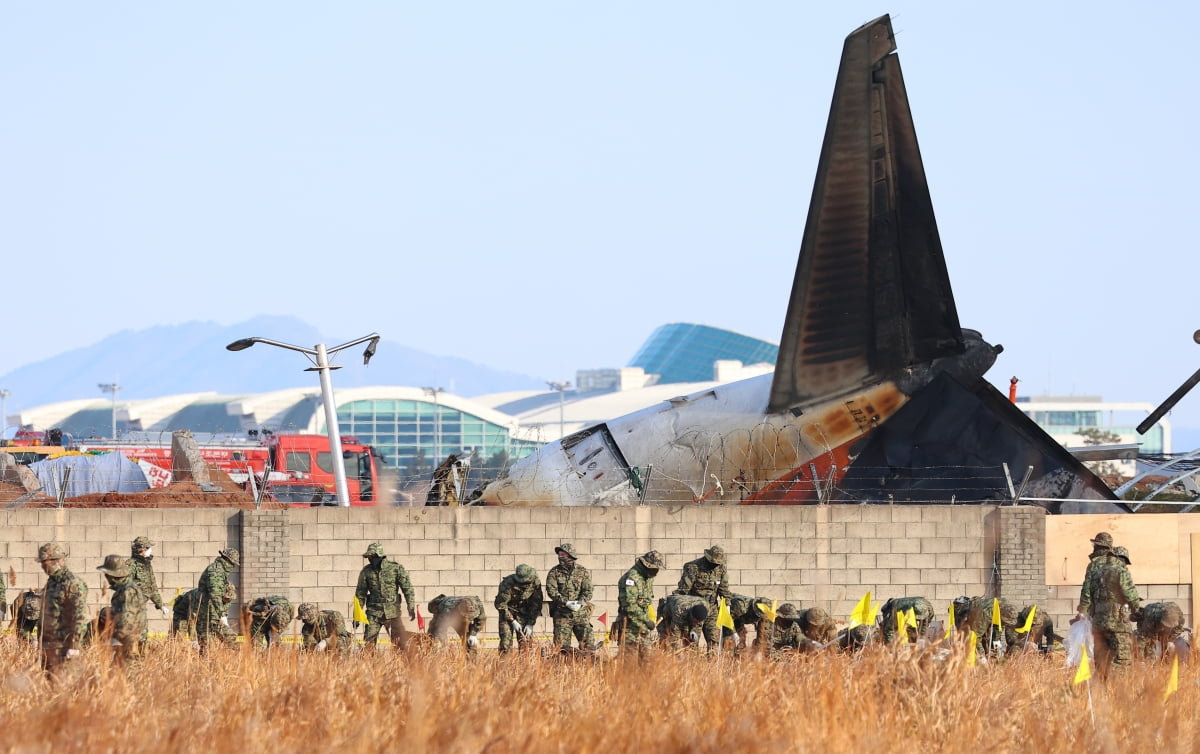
[98,382,121,439]
[227,332,381,507]
[547,381,571,439]
[0,388,9,440]
[422,387,444,462]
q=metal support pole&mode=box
[315,343,351,507]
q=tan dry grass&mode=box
[0,638,1194,754]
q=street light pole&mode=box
[422,387,444,461]
[227,332,380,506]
[98,382,121,439]
[547,381,571,439]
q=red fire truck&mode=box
[77,433,385,505]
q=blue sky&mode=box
[3,3,1198,444]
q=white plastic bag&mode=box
[1064,615,1094,667]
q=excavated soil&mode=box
[0,468,283,509]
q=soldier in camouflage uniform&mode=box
[1011,604,1059,654]
[248,595,295,649]
[13,589,42,643]
[674,544,732,650]
[728,594,774,649]
[428,595,486,654]
[1135,601,1189,661]
[546,543,594,653]
[1079,544,1141,677]
[96,554,146,665]
[37,542,89,676]
[171,587,203,639]
[617,551,664,659]
[126,536,167,652]
[769,603,813,657]
[495,564,544,653]
[296,602,353,653]
[196,548,240,652]
[879,596,934,644]
[0,566,5,617]
[660,593,709,651]
[953,595,1016,657]
[798,607,838,645]
[355,542,416,650]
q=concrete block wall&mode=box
[994,506,1048,609]
[241,510,289,600]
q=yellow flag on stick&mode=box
[945,603,956,639]
[896,610,909,644]
[353,595,369,625]
[716,597,735,632]
[967,630,978,667]
[991,598,1002,628]
[756,599,778,623]
[1165,654,1180,700]
[905,608,918,629]
[1016,605,1037,634]
[1074,645,1093,685]
[849,591,873,628]
[648,600,657,624]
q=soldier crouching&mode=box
[428,595,486,654]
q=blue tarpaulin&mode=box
[30,452,150,499]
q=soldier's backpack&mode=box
[19,590,41,622]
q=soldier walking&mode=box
[617,551,664,659]
[96,554,146,665]
[355,542,416,650]
[1079,544,1142,678]
[36,542,89,676]
[546,543,594,653]
[495,564,544,653]
[126,536,167,652]
[674,544,732,650]
[197,548,240,652]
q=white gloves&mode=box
[467,635,479,648]
[523,625,534,639]
[511,620,523,634]
[315,640,327,652]
[220,616,230,627]
[190,641,200,650]
[731,633,742,646]
[161,606,172,618]
[566,600,583,612]
[65,648,81,659]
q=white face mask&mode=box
[144,547,153,557]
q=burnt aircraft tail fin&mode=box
[769,15,962,413]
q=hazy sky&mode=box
[3,3,1198,441]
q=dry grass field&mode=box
[0,637,1193,754]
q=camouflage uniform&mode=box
[97,554,147,665]
[197,548,240,651]
[171,588,203,639]
[1135,601,1187,660]
[546,543,594,651]
[660,593,710,650]
[879,596,934,644]
[729,594,772,648]
[37,543,90,674]
[953,595,1015,657]
[1079,546,1141,675]
[296,602,353,653]
[428,595,486,653]
[674,545,732,648]
[798,607,838,645]
[769,604,812,657]
[248,595,295,649]
[494,564,544,653]
[355,542,416,650]
[617,551,664,658]
[126,536,163,651]
[14,589,42,642]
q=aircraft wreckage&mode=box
[479,15,1122,512]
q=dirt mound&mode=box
[1,467,284,509]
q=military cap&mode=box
[1113,545,1132,564]
[554,543,578,560]
[804,606,833,629]
[688,603,709,622]
[514,564,537,583]
[296,602,318,622]
[219,548,240,566]
[1090,532,1114,548]
[363,542,386,558]
[37,542,68,562]
[132,536,154,551]
[776,603,800,621]
[96,554,129,578]
[704,545,726,565]
[637,550,666,570]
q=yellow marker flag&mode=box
[1165,654,1180,700]
[896,610,909,644]
[967,630,977,667]
[172,585,182,606]
[1074,645,1092,684]
[991,598,1002,628]
[648,600,657,624]
[848,591,873,628]
[716,597,735,632]
[905,608,918,629]
[1016,605,1037,634]
[945,603,956,640]
[353,595,369,625]
[756,599,778,623]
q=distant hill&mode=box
[0,315,545,411]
